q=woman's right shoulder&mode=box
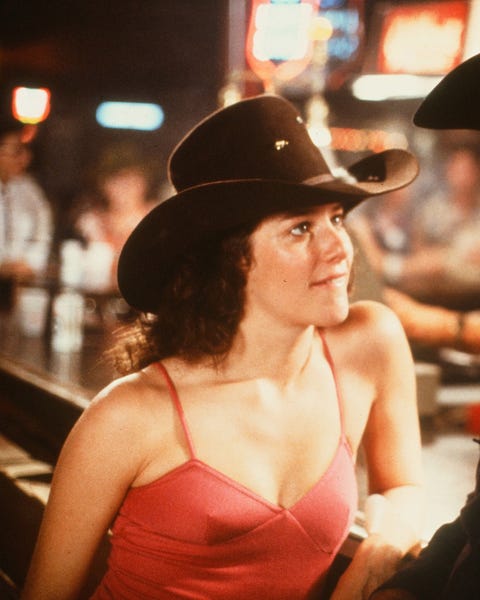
[52,361,189,493]
[76,364,175,439]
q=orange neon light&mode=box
[329,127,408,153]
[378,1,468,75]
[12,87,51,124]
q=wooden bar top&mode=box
[0,311,118,460]
[0,307,117,395]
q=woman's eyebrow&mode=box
[280,203,344,219]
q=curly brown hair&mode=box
[112,225,255,374]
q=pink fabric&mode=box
[92,344,358,599]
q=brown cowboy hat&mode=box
[118,94,418,313]
[414,53,480,130]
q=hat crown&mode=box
[414,53,480,130]
[168,95,331,192]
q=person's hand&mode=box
[329,534,403,600]
[331,494,421,600]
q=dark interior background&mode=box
[0,0,437,223]
[0,0,230,209]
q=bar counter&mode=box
[0,312,117,462]
[0,311,119,596]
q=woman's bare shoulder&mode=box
[340,300,405,337]
[326,300,410,367]
[75,365,174,443]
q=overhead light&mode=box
[351,74,443,101]
[96,101,164,130]
[12,87,51,124]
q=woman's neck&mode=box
[221,320,318,386]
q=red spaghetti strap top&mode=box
[156,361,197,459]
[92,336,358,599]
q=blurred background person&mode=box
[414,146,480,246]
[348,164,480,365]
[417,145,480,304]
[350,145,480,308]
[65,141,159,294]
[350,229,480,359]
[0,113,53,283]
[349,185,434,289]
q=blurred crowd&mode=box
[0,113,169,321]
[349,143,480,310]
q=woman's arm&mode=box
[332,302,424,599]
[383,286,480,353]
[21,379,149,600]
[361,304,424,550]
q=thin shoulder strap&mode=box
[319,331,346,435]
[155,362,196,459]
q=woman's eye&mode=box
[332,212,345,226]
[290,222,310,236]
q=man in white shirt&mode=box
[0,115,52,280]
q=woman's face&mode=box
[245,202,353,330]
[0,132,30,182]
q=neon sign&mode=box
[246,0,320,86]
[379,1,468,74]
[12,87,51,124]
[95,102,164,131]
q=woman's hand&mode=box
[326,303,424,599]
[329,534,403,600]
[330,494,422,600]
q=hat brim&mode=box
[414,53,480,130]
[118,149,418,312]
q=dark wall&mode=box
[0,0,229,212]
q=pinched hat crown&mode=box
[169,95,331,192]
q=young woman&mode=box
[68,142,158,293]
[22,95,423,600]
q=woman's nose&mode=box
[317,226,349,262]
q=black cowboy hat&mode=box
[118,94,418,313]
[414,53,480,130]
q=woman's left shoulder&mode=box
[328,300,409,359]
[325,301,414,390]
[347,299,405,334]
